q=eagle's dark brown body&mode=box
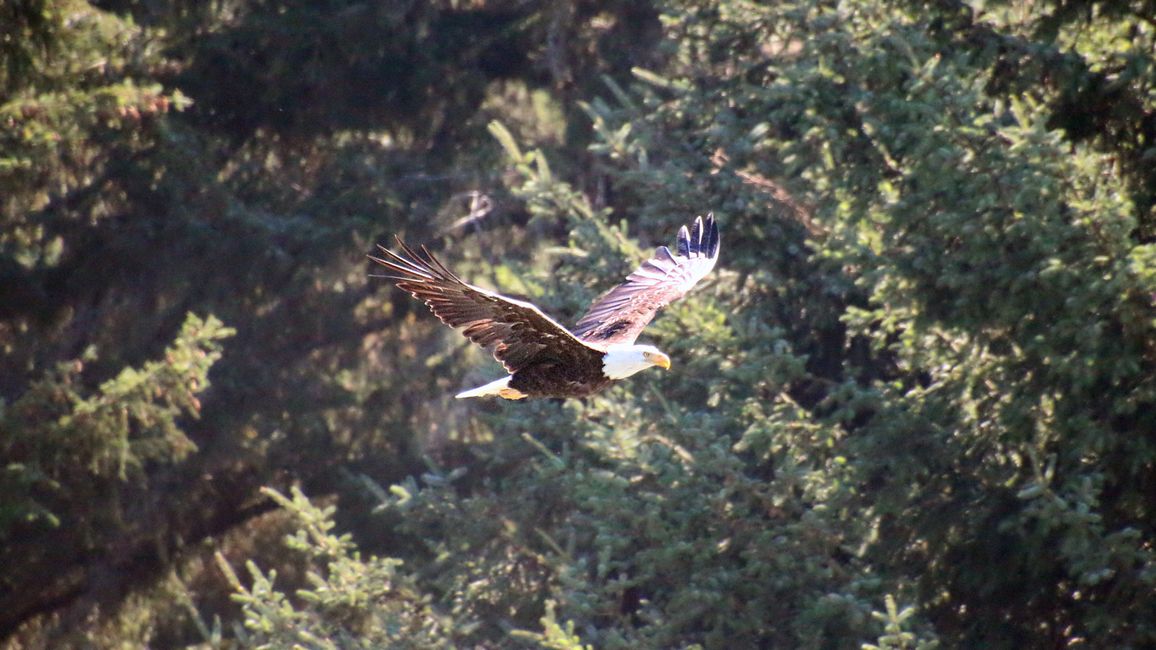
[507,354,612,398]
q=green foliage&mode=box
[1,312,231,538]
[5,0,1156,647]
[862,595,937,650]
[510,600,593,650]
[1,0,188,269]
[0,0,62,95]
[0,312,232,646]
[218,487,460,649]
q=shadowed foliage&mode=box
[2,0,1154,648]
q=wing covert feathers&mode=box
[370,238,601,372]
[572,213,719,345]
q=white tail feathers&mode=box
[455,376,528,400]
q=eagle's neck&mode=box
[601,343,668,380]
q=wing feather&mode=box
[572,214,719,345]
[370,238,605,372]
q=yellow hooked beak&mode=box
[646,351,672,370]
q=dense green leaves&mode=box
[3,0,1155,647]
[0,312,231,632]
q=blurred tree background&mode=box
[2,0,1154,647]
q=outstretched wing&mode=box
[572,214,720,346]
[370,238,605,372]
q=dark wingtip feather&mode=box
[705,213,719,258]
[370,238,444,286]
[369,237,478,301]
[680,213,720,260]
[367,271,414,282]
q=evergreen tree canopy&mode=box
[2,0,1154,648]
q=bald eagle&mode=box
[371,214,720,399]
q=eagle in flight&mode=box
[371,214,720,399]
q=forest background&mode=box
[2,0,1155,648]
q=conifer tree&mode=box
[3,0,1154,647]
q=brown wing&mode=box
[370,237,605,373]
[572,214,720,346]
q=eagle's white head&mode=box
[601,343,672,380]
